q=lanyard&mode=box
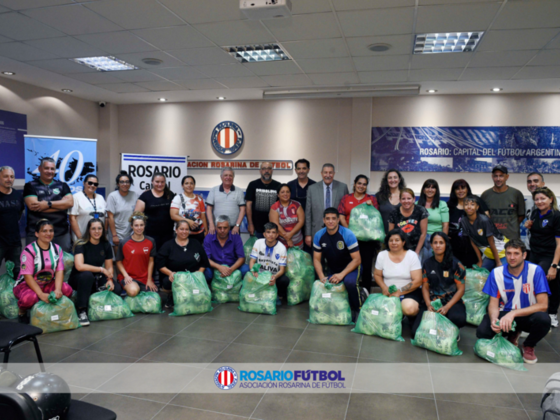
[85,194,99,218]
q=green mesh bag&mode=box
[244,236,258,262]
[465,265,489,293]
[238,271,277,315]
[125,291,164,314]
[348,203,385,242]
[411,311,462,356]
[212,267,243,303]
[62,252,74,283]
[474,322,526,371]
[170,271,213,316]
[308,280,352,325]
[30,292,81,333]
[352,294,404,341]
[0,261,18,319]
[464,265,490,326]
[286,248,315,306]
[88,290,134,321]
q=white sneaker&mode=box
[550,314,559,328]
[78,310,90,327]
[520,331,529,338]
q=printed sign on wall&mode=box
[121,153,187,194]
[371,126,560,173]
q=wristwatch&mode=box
[235,224,240,227]
[47,201,52,208]
[552,263,558,269]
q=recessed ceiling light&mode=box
[225,44,291,63]
[427,89,438,93]
[414,32,484,54]
[61,89,73,93]
[368,43,391,52]
[71,56,138,72]
[2,71,15,76]
[142,58,164,66]
[217,97,226,100]
[491,88,502,92]
[158,98,167,102]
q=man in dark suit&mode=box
[304,163,349,248]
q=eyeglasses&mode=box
[132,215,144,220]
[87,181,99,187]
[119,181,131,185]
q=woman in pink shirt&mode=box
[269,184,304,249]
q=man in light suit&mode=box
[304,163,349,248]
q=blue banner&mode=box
[371,126,560,173]
[24,135,97,194]
[0,109,27,177]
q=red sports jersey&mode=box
[338,194,379,225]
[116,236,156,284]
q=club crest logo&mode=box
[143,247,149,254]
[543,220,549,227]
[211,121,244,155]
[52,188,60,195]
[214,366,238,390]
[337,241,345,250]
[477,229,484,236]
[523,283,531,294]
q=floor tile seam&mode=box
[427,363,511,376]
[426,346,440,420]
[165,402,252,419]
[349,388,435,399]
[343,335,363,420]
[435,394,532,412]
[209,315,262,365]
[501,366,533,417]
[54,347,140,362]
[78,316,151,352]
[280,322,310,365]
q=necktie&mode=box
[325,185,331,208]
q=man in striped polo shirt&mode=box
[476,239,551,364]
[206,168,246,235]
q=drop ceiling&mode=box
[0,0,558,104]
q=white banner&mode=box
[121,153,187,195]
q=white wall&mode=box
[370,94,560,197]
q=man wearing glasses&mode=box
[23,157,74,251]
[524,172,545,259]
[246,162,281,238]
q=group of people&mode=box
[0,158,558,364]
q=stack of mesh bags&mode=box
[348,203,386,242]
[30,292,81,333]
[243,236,258,262]
[62,252,74,283]
[212,267,243,303]
[308,280,352,325]
[171,272,213,316]
[88,290,134,321]
[411,311,463,356]
[474,321,526,371]
[125,291,164,314]
[286,248,315,305]
[0,261,18,319]
[352,294,404,341]
[238,271,277,315]
[464,265,490,326]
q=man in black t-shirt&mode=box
[23,158,74,251]
[245,162,280,238]
[0,166,25,277]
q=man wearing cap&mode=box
[481,165,526,241]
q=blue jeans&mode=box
[332,266,362,312]
[205,264,250,282]
[481,256,507,271]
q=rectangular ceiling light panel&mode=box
[71,56,138,71]
[413,32,484,54]
[225,44,291,63]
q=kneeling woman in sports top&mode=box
[14,219,73,324]
[115,212,158,297]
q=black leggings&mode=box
[411,300,467,338]
[477,311,551,348]
[358,240,379,291]
[69,271,122,309]
[529,254,560,315]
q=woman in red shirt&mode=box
[269,184,305,249]
[338,175,380,292]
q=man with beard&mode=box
[245,162,280,238]
[523,172,545,259]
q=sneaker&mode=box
[18,312,29,325]
[78,310,90,327]
[550,314,559,328]
[351,310,359,323]
[276,298,282,306]
[457,333,461,342]
[164,294,174,309]
[507,331,521,347]
[520,331,529,338]
[522,346,538,364]
[360,287,369,305]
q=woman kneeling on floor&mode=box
[412,232,467,338]
[70,218,121,326]
[14,219,73,324]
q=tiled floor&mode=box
[3,301,558,420]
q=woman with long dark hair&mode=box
[416,179,448,262]
[388,188,428,258]
[269,184,305,249]
[412,232,467,338]
[170,175,207,244]
[375,169,405,234]
[107,171,138,255]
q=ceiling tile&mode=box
[132,26,213,50]
[96,82,150,93]
[282,39,348,59]
[478,29,559,52]
[85,0,184,30]
[493,1,560,30]
[27,58,98,74]
[263,13,341,42]
[308,72,360,85]
[260,74,311,87]
[291,0,332,14]
[215,76,269,88]
[353,55,409,71]
[0,34,12,43]
[0,0,72,10]
[338,8,414,37]
[513,66,560,80]
[333,0,414,10]
[195,63,255,78]
[176,79,225,90]
[66,72,125,84]
[0,12,64,41]
[461,67,522,81]
[150,66,207,80]
[111,70,164,83]
[167,47,238,65]
[469,50,538,68]
[115,51,185,69]
[358,70,408,83]
[346,35,413,56]
[242,61,301,76]
[0,5,10,12]
[135,80,183,91]
[529,49,560,67]
[296,58,354,73]
[23,4,122,35]
[415,3,501,33]
[158,0,245,24]
[194,20,275,46]
[0,42,58,61]
[419,0,498,4]
[546,33,560,50]
[409,68,463,81]
[25,37,108,58]
[76,32,156,54]
[411,53,471,69]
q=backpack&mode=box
[542,372,560,419]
